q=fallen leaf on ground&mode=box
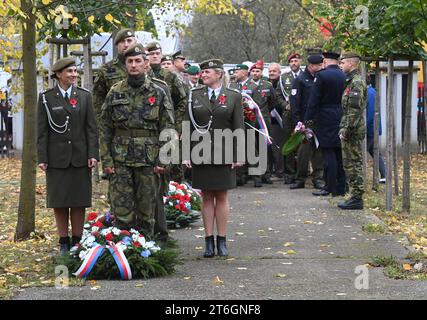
[275,273,287,278]
[212,276,224,285]
[403,263,412,271]
[235,232,244,236]
[283,242,294,247]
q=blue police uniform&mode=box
[305,64,346,195]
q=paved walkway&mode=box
[15,182,427,300]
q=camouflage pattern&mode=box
[99,76,175,236]
[340,69,367,198]
[93,55,128,119]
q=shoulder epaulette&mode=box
[110,80,125,91]
[226,87,240,94]
[76,86,90,92]
[151,77,167,86]
[191,85,205,91]
[41,88,54,94]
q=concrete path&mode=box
[14,182,427,300]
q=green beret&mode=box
[172,50,185,60]
[235,64,249,71]
[340,52,361,60]
[123,43,146,58]
[51,57,76,73]
[161,54,173,63]
[186,65,200,75]
[199,59,223,70]
[145,42,162,52]
[114,28,135,45]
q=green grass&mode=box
[362,223,386,234]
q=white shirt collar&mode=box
[208,86,222,100]
[58,84,73,98]
[293,70,301,78]
[240,78,249,86]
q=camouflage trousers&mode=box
[109,164,159,238]
[342,137,365,198]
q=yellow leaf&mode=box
[71,17,78,25]
[212,276,224,285]
[183,277,191,280]
[88,15,95,24]
[286,250,297,255]
[135,283,143,288]
[235,232,244,236]
[105,14,114,23]
[403,263,412,271]
[42,0,52,5]
[284,242,294,247]
[276,273,287,278]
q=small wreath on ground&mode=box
[57,211,179,280]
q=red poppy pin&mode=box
[218,95,226,105]
[242,86,247,91]
[344,87,350,95]
[261,91,266,98]
[148,96,156,105]
[69,98,77,107]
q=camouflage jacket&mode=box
[340,70,367,139]
[99,76,175,168]
[93,56,127,119]
[148,65,188,133]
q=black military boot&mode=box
[313,180,325,190]
[283,176,295,185]
[253,177,262,188]
[290,181,305,189]
[59,236,71,255]
[203,236,215,258]
[338,197,364,210]
[71,236,82,247]
[216,235,228,257]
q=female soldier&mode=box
[37,57,99,254]
[183,59,245,257]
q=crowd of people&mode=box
[36,28,386,258]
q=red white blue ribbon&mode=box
[107,244,132,280]
[241,92,272,145]
[73,244,105,278]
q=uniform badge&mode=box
[291,89,297,96]
[285,79,290,84]
[127,31,132,36]
[208,61,214,67]
[135,47,141,53]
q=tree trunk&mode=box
[16,0,37,240]
[372,61,380,191]
[386,58,394,211]
[402,60,413,213]
[422,61,427,154]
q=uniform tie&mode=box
[64,92,70,103]
[210,91,216,105]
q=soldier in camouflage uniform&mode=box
[280,53,303,184]
[93,29,136,120]
[99,44,175,237]
[338,52,367,210]
[250,60,280,187]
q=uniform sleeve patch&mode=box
[291,89,297,95]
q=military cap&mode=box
[200,59,224,70]
[114,28,135,45]
[172,50,185,60]
[250,59,264,71]
[186,65,200,75]
[322,51,340,60]
[287,53,302,62]
[51,57,76,73]
[124,43,146,58]
[235,64,249,71]
[340,52,361,60]
[161,54,173,63]
[307,54,324,65]
[228,69,236,76]
[145,42,162,52]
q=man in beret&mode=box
[338,52,367,210]
[250,59,280,187]
[279,53,303,185]
[185,65,202,89]
[93,28,136,120]
[305,51,347,197]
[172,50,187,79]
[289,54,325,190]
[160,54,175,71]
[99,43,175,237]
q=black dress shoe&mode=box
[262,177,273,184]
[283,177,295,185]
[204,236,215,258]
[290,181,305,189]
[312,189,330,196]
[313,181,326,189]
[254,180,262,188]
[216,235,228,257]
[71,236,81,247]
[338,197,363,210]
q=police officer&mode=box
[37,57,99,254]
[338,52,367,209]
[289,54,324,190]
[305,52,347,197]
[93,28,136,119]
[99,44,175,237]
[280,53,303,184]
[250,60,279,186]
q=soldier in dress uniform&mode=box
[37,57,99,254]
[99,44,175,238]
[338,52,367,210]
[305,52,347,197]
[280,53,303,185]
[93,28,136,120]
[250,60,279,187]
[289,54,325,190]
[183,59,245,257]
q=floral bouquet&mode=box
[164,181,201,229]
[57,211,179,280]
[243,105,256,124]
[282,122,317,156]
